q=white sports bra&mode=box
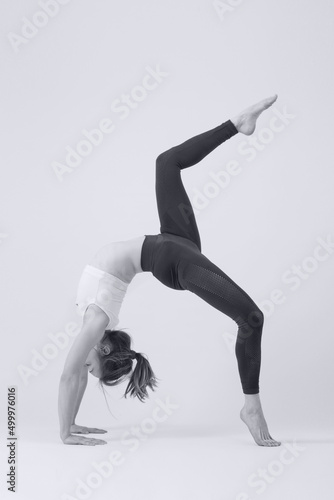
[75,264,129,329]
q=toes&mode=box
[268,434,281,446]
[267,439,281,447]
[260,437,277,447]
[270,440,280,447]
[259,440,272,447]
[257,434,274,446]
[256,435,281,447]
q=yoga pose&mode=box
[58,95,281,447]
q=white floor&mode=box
[1,425,333,500]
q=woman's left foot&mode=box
[240,394,281,447]
[231,94,278,135]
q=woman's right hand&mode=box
[62,434,107,446]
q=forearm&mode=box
[72,371,88,424]
[58,374,80,440]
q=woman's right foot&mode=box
[231,95,278,135]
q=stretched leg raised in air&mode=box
[154,94,280,446]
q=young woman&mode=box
[58,95,281,447]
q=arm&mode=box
[58,305,109,445]
[71,365,88,425]
[69,367,107,434]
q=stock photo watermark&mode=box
[17,321,80,385]
[232,439,306,499]
[213,0,246,22]
[61,396,179,500]
[180,105,295,218]
[17,270,152,386]
[6,387,18,493]
[222,234,334,352]
[51,64,169,182]
[7,0,72,53]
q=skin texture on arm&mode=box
[70,365,107,435]
[71,365,88,424]
[58,305,109,445]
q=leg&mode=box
[155,120,238,250]
[178,253,280,446]
[179,255,263,394]
[155,94,278,250]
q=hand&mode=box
[62,434,107,446]
[71,424,107,434]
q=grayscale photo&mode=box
[1,1,333,499]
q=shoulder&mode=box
[61,306,109,377]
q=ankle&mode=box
[230,114,243,132]
[243,393,262,410]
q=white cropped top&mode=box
[75,264,129,329]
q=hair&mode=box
[97,329,159,403]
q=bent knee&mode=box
[235,305,264,330]
[156,152,167,167]
[156,149,177,169]
[250,307,264,328]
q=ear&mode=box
[99,344,111,356]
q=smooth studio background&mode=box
[1,1,333,499]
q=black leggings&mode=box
[141,120,264,394]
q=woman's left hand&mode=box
[70,424,107,434]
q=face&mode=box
[85,346,102,378]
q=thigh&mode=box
[178,252,262,326]
[155,152,201,251]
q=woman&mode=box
[58,95,281,447]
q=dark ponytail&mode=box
[124,351,158,402]
[97,329,159,403]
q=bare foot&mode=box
[240,394,281,447]
[231,95,278,135]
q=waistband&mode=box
[140,235,158,272]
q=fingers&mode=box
[78,437,107,445]
[87,438,107,445]
[73,427,107,434]
[81,439,95,446]
[64,435,107,445]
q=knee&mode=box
[156,149,176,169]
[235,305,264,331]
[156,152,167,168]
[249,307,264,329]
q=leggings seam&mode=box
[181,262,259,309]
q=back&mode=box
[89,235,146,282]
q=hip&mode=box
[141,232,201,290]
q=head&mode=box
[85,329,158,402]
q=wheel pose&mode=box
[58,95,281,447]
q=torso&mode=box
[88,235,146,284]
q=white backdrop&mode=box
[1,1,334,499]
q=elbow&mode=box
[60,370,80,382]
[60,366,87,382]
